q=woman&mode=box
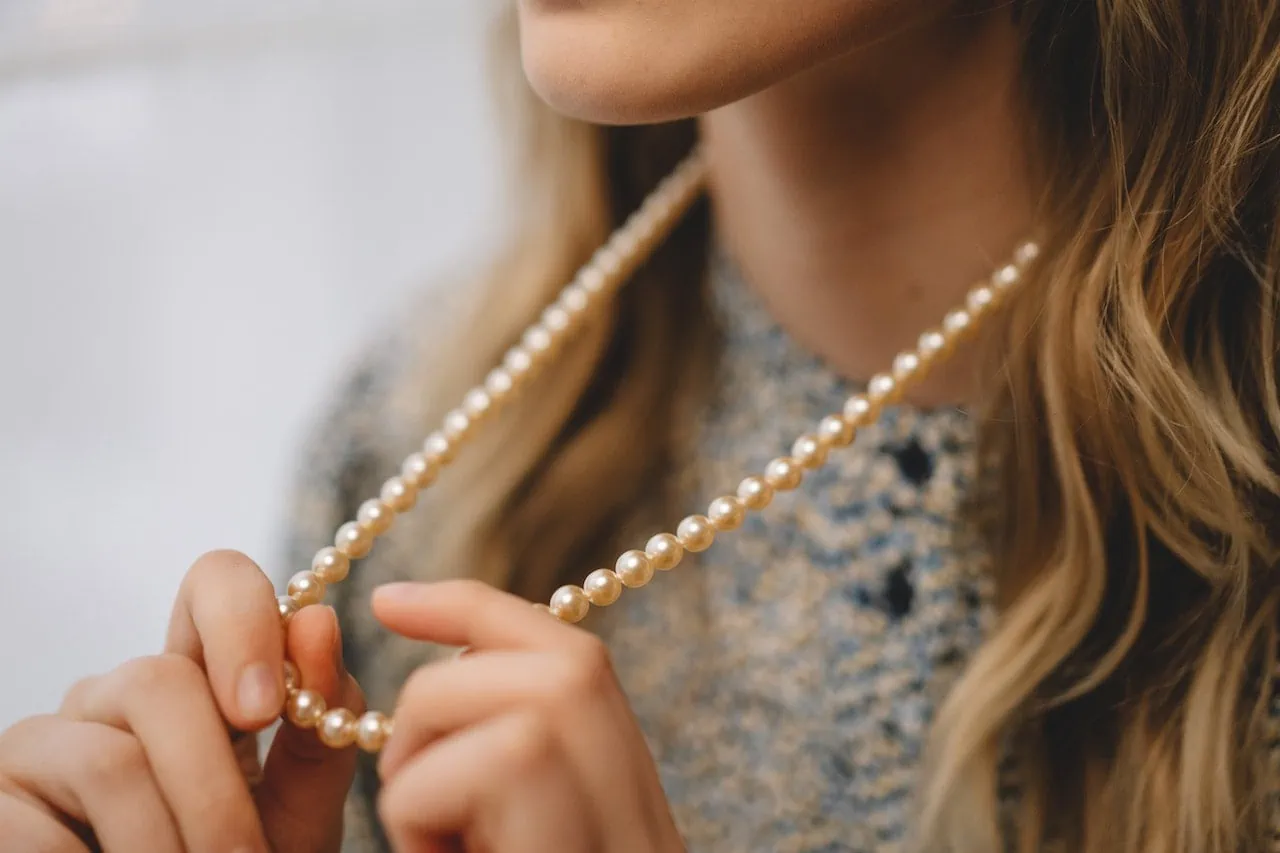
[2,0,1278,851]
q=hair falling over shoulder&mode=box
[406,2,1280,851]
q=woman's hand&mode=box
[372,580,684,853]
[0,549,362,853]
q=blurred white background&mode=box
[0,0,503,727]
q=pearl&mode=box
[993,263,1020,289]
[595,245,622,276]
[423,431,454,464]
[334,521,373,560]
[287,571,325,607]
[317,708,357,749]
[522,325,554,356]
[286,689,325,729]
[311,547,350,584]
[355,711,391,753]
[356,499,394,536]
[867,373,897,405]
[400,452,439,489]
[379,476,417,513]
[763,457,802,491]
[707,496,746,531]
[485,368,515,402]
[579,266,607,293]
[644,533,684,571]
[943,309,972,336]
[504,347,534,378]
[583,569,623,606]
[918,330,946,358]
[541,305,571,334]
[737,475,774,510]
[892,352,921,381]
[559,284,589,316]
[282,660,300,694]
[843,394,873,425]
[818,415,855,449]
[463,388,493,420]
[1014,241,1040,264]
[966,286,995,314]
[615,550,654,588]
[278,595,300,625]
[442,409,471,443]
[676,514,716,552]
[549,585,590,623]
[791,434,828,469]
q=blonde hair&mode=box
[405,2,1280,851]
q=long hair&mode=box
[400,2,1280,850]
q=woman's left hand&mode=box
[371,579,685,853]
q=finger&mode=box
[257,605,362,851]
[378,651,573,778]
[0,787,90,853]
[378,712,594,853]
[59,655,269,853]
[164,549,287,729]
[372,580,588,653]
[0,716,183,853]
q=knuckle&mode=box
[118,654,205,696]
[79,729,148,788]
[502,712,558,776]
[557,635,615,698]
[58,675,100,714]
[397,664,437,714]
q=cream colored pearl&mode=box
[278,595,300,625]
[356,499,394,536]
[504,346,534,378]
[966,286,995,314]
[559,284,589,316]
[287,571,325,607]
[843,394,872,424]
[737,475,774,510]
[918,330,946,358]
[317,708,357,749]
[615,550,654,588]
[282,660,300,694]
[707,496,746,531]
[522,325,554,356]
[442,409,471,443]
[764,457,802,491]
[542,305,571,334]
[423,431,454,464]
[311,546,350,584]
[818,415,855,449]
[463,388,493,420]
[549,585,590,623]
[993,263,1020,289]
[579,266,607,293]
[1014,241,1040,264]
[791,434,828,469]
[335,521,373,559]
[676,514,716,552]
[943,309,972,336]
[867,373,897,405]
[583,569,623,606]
[485,367,515,402]
[892,352,921,381]
[596,245,622,276]
[644,533,684,571]
[355,711,391,753]
[286,689,325,728]
[379,476,417,513]
[400,452,438,489]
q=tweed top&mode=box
[281,257,1279,852]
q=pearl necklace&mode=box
[271,148,1039,753]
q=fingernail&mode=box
[237,661,282,721]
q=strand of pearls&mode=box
[273,144,1040,753]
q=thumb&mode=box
[256,605,363,852]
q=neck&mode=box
[699,8,1034,407]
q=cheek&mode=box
[516,0,912,125]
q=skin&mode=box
[0,1,1036,850]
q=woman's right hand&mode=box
[0,549,363,853]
